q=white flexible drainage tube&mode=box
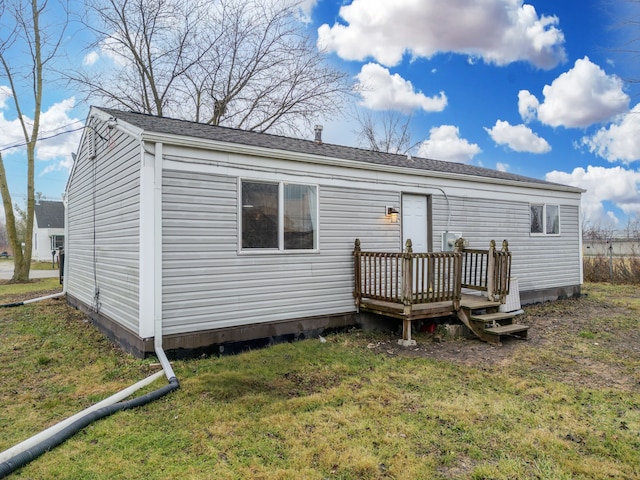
[0,370,165,464]
[0,291,179,478]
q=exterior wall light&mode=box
[386,206,399,223]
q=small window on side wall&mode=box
[530,204,560,235]
[241,180,318,252]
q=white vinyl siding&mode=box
[66,123,141,333]
[431,196,580,293]
[161,170,400,335]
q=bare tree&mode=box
[74,0,352,135]
[354,110,418,155]
[0,0,68,282]
[582,219,617,241]
[622,214,640,240]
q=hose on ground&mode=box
[0,378,179,478]
[0,302,24,308]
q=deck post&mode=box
[399,239,417,346]
[487,240,496,302]
[402,239,414,306]
[497,240,510,300]
[353,239,361,312]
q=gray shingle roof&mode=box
[97,107,580,191]
[35,200,64,228]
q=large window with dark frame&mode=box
[530,204,560,235]
[241,180,318,251]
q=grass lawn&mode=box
[30,261,60,271]
[1,281,639,479]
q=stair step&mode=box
[470,312,519,324]
[461,297,501,310]
[483,324,530,336]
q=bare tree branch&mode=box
[71,0,352,135]
[354,109,420,155]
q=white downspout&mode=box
[152,141,176,381]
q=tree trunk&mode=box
[0,153,30,282]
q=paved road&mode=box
[0,261,61,280]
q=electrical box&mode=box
[441,232,463,252]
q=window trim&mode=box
[238,178,320,254]
[530,203,561,236]
[50,235,64,250]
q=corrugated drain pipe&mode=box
[0,290,179,478]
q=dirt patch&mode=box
[363,294,640,391]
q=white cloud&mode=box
[299,0,317,11]
[317,0,566,69]
[83,51,100,66]
[418,125,481,163]
[517,90,539,123]
[0,85,12,109]
[496,162,509,172]
[0,93,81,167]
[485,120,551,153]
[546,165,640,223]
[36,97,83,161]
[519,57,629,128]
[581,103,640,164]
[355,63,447,113]
[607,210,620,225]
[0,89,24,154]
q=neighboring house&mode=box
[33,200,65,262]
[65,107,584,357]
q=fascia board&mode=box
[91,107,145,139]
[141,131,585,196]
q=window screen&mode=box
[284,184,317,250]
[546,205,559,234]
[530,204,544,234]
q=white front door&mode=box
[402,194,429,252]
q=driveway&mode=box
[0,261,60,280]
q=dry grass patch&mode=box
[1,282,639,479]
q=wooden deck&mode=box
[354,239,528,346]
[359,294,493,320]
[359,298,455,320]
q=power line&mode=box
[0,123,85,154]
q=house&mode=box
[65,107,584,357]
[33,200,65,262]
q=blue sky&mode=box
[1,0,639,228]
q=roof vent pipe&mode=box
[314,124,323,144]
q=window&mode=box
[530,204,560,235]
[241,180,318,251]
[51,235,64,250]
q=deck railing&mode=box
[457,238,511,302]
[353,239,462,308]
[353,238,512,309]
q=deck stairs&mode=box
[457,294,529,346]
